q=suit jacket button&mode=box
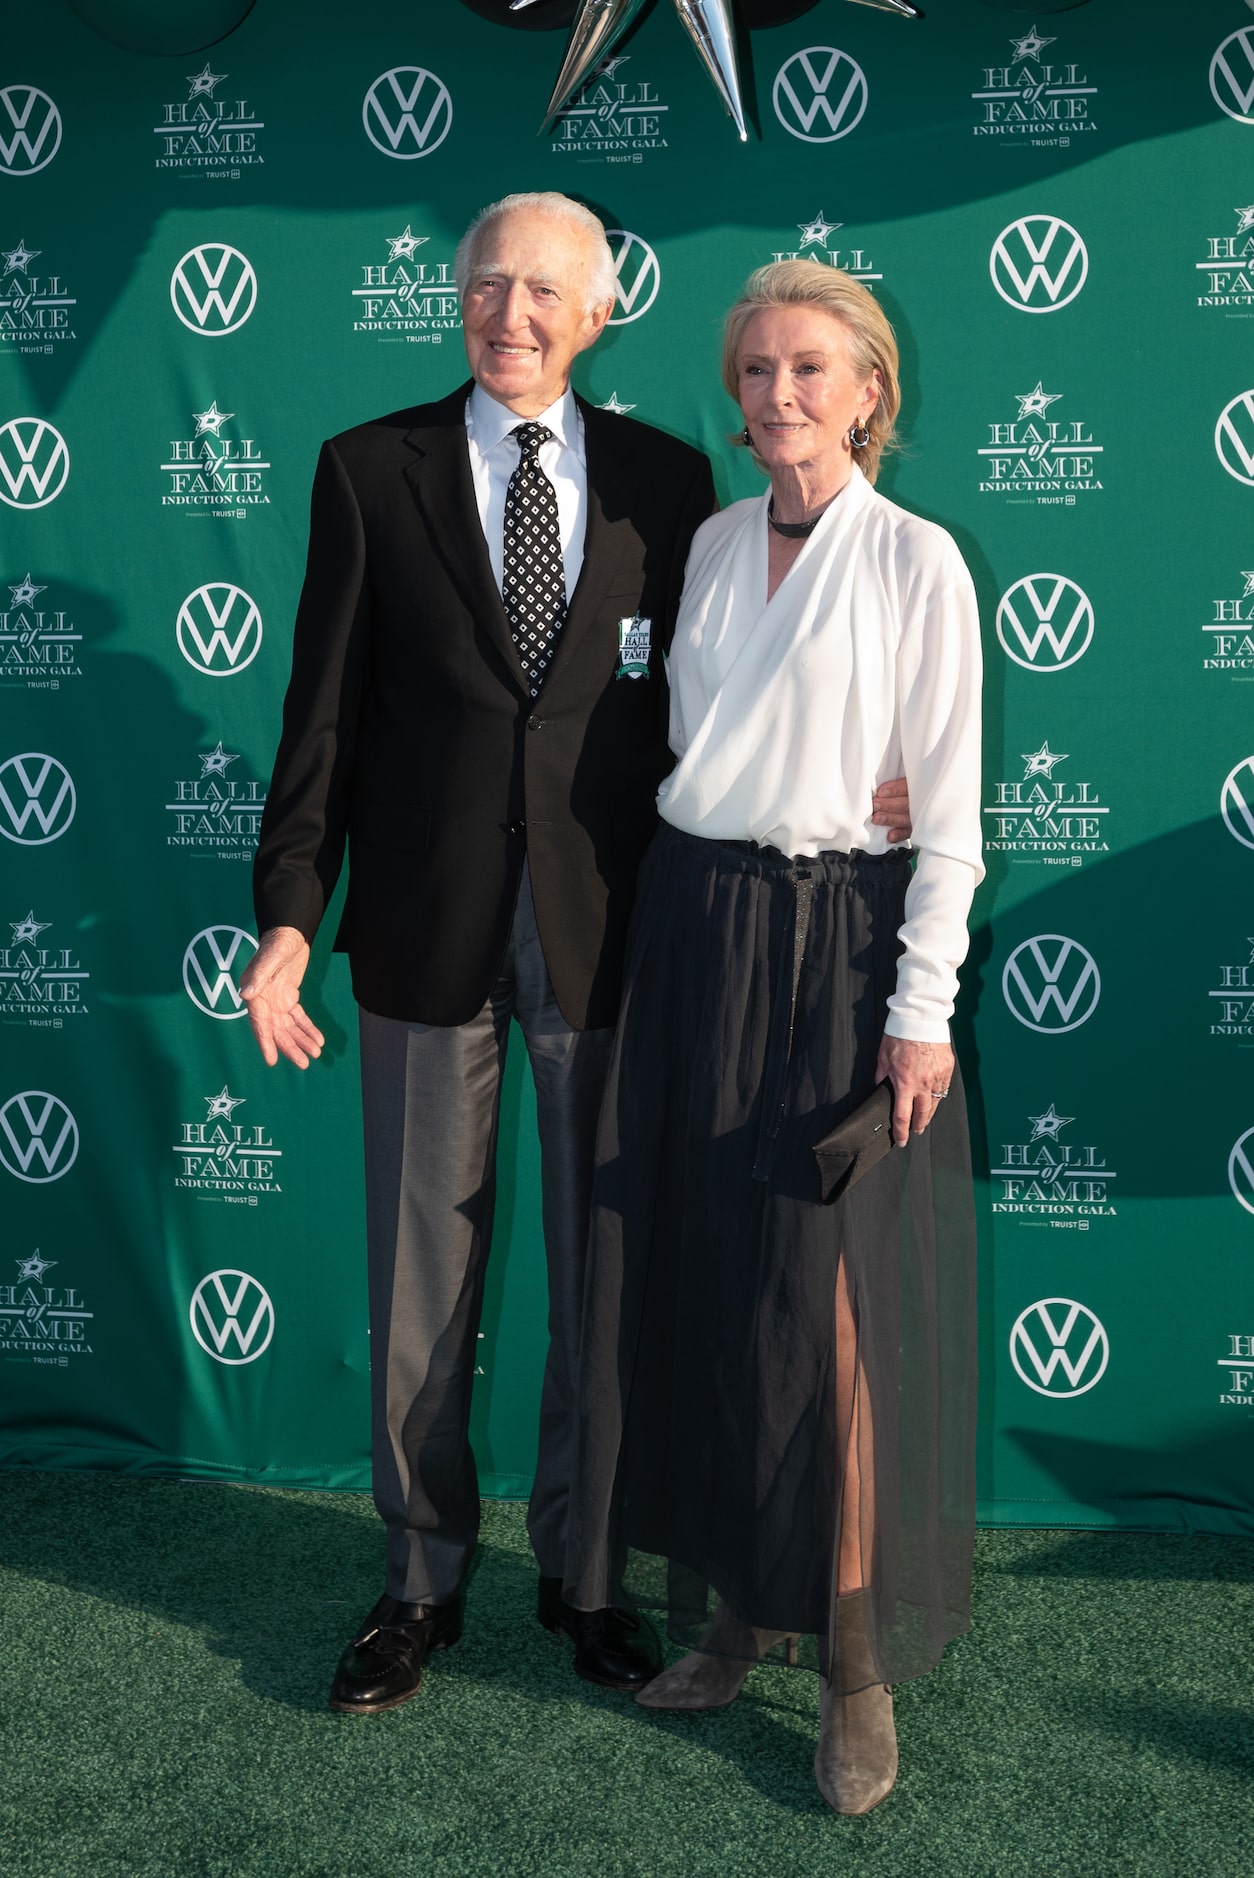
[508,820,526,836]
[527,715,544,731]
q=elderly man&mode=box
[242,193,713,1712]
[242,191,910,1714]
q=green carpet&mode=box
[0,1473,1250,1877]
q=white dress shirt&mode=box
[465,383,587,605]
[658,467,984,1042]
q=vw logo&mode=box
[182,925,258,1018]
[189,1269,275,1365]
[772,47,867,143]
[1010,1299,1109,1398]
[1229,1127,1254,1217]
[0,753,76,845]
[0,85,61,176]
[1214,391,1254,486]
[0,417,70,510]
[990,215,1088,313]
[1221,755,1254,850]
[176,583,263,676]
[362,66,453,159]
[1002,934,1101,1034]
[170,243,257,336]
[1211,27,1254,124]
[604,230,661,326]
[0,1090,79,1184]
[996,574,1094,672]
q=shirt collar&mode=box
[467,382,581,458]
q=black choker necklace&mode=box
[767,498,821,539]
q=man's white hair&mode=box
[454,192,617,314]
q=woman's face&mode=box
[736,305,879,482]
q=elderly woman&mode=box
[563,261,982,1815]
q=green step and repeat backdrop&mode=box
[2,0,1251,1531]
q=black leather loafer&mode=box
[537,1575,661,1691]
[328,1590,464,1714]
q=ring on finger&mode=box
[930,1089,949,1100]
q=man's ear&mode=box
[576,299,613,355]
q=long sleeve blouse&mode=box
[657,466,984,1043]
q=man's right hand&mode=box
[239,925,324,1070]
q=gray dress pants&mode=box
[358,864,614,1605]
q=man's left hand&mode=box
[875,1034,954,1148]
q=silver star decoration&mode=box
[1010,27,1055,62]
[16,1250,55,1281]
[10,910,50,944]
[192,402,233,439]
[1015,382,1062,420]
[1028,1104,1073,1142]
[385,225,429,263]
[204,1086,246,1121]
[1247,937,1254,965]
[598,391,637,415]
[1241,570,1254,599]
[797,212,842,251]
[199,742,239,778]
[8,572,46,608]
[1237,206,1254,236]
[2,239,40,277]
[187,63,226,100]
[1021,741,1068,780]
[598,55,631,78]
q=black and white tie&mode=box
[503,422,567,698]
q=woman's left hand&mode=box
[875,1034,955,1148]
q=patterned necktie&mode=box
[503,422,567,698]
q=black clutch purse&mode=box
[813,1082,894,1203]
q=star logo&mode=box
[1021,741,1068,780]
[385,225,428,263]
[2,238,40,277]
[1248,938,1254,965]
[10,910,51,944]
[1015,382,1062,420]
[16,1250,55,1281]
[1028,1104,1073,1142]
[1241,570,1254,600]
[192,401,233,438]
[1237,206,1254,235]
[198,742,239,778]
[597,55,631,80]
[187,63,226,100]
[8,572,46,608]
[598,391,637,416]
[797,211,841,251]
[204,1086,246,1121]
[1010,27,1055,62]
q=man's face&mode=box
[461,210,611,417]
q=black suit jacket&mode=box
[253,383,716,1029]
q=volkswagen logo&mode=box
[996,574,1094,672]
[1002,934,1101,1034]
[604,230,661,326]
[182,925,257,1018]
[1210,27,1254,125]
[362,66,453,159]
[1214,391,1254,486]
[990,215,1088,313]
[0,1090,79,1184]
[1229,1126,1254,1217]
[772,47,867,144]
[176,583,263,676]
[1010,1298,1109,1398]
[0,85,61,177]
[189,1269,275,1365]
[0,753,76,845]
[170,243,257,336]
[0,417,70,510]
[1221,755,1254,851]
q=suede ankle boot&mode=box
[635,1602,797,1711]
[814,1591,898,1815]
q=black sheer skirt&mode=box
[563,821,978,1690]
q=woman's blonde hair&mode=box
[721,260,901,485]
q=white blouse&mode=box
[658,466,984,1044]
